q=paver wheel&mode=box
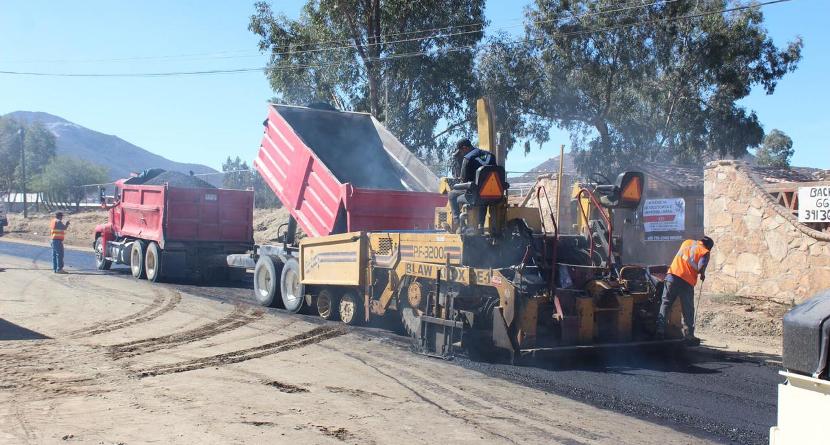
[145,242,163,283]
[280,258,305,313]
[316,288,339,321]
[130,240,146,279]
[94,237,112,271]
[254,256,283,307]
[338,290,363,326]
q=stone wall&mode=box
[704,161,830,303]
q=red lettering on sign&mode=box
[643,215,676,223]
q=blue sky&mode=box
[0,0,826,174]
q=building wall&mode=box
[704,161,830,303]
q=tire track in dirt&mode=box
[0,346,108,399]
[338,347,598,445]
[337,350,520,445]
[70,290,181,338]
[107,305,264,359]
[134,325,346,378]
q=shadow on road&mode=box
[0,318,51,341]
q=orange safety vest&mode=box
[50,219,66,241]
[668,239,709,286]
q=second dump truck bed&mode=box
[254,104,447,236]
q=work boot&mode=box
[684,335,701,347]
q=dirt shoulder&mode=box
[695,292,787,357]
[0,254,714,445]
[3,210,105,249]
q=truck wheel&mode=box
[130,241,146,279]
[338,290,363,326]
[94,237,112,271]
[145,242,163,283]
[316,288,339,321]
[280,258,305,313]
[254,256,282,307]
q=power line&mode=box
[252,0,683,61]
[0,67,265,77]
[0,0,676,65]
[0,0,793,78]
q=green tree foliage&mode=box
[756,129,794,168]
[478,0,802,175]
[0,118,57,193]
[222,156,282,208]
[222,156,253,189]
[249,0,486,161]
[32,156,108,210]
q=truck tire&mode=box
[338,290,363,326]
[316,288,339,321]
[94,237,112,271]
[254,256,283,307]
[280,258,305,313]
[145,242,163,283]
[130,240,146,279]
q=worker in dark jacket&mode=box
[655,236,714,345]
[448,139,496,223]
[50,212,70,274]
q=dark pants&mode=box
[448,188,466,220]
[51,239,64,272]
[448,188,486,228]
[656,275,696,336]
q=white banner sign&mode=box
[798,186,830,223]
[643,198,685,233]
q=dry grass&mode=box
[4,210,105,248]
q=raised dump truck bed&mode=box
[254,104,446,236]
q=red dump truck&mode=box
[94,170,254,282]
[228,103,447,310]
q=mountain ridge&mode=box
[3,111,217,181]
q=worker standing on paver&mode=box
[50,211,70,274]
[655,236,714,345]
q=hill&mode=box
[3,111,217,181]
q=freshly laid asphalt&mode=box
[0,239,782,444]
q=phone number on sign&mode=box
[802,209,830,221]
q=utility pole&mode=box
[18,127,27,218]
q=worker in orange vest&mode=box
[50,212,70,274]
[655,236,714,345]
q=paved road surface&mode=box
[0,239,781,444]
